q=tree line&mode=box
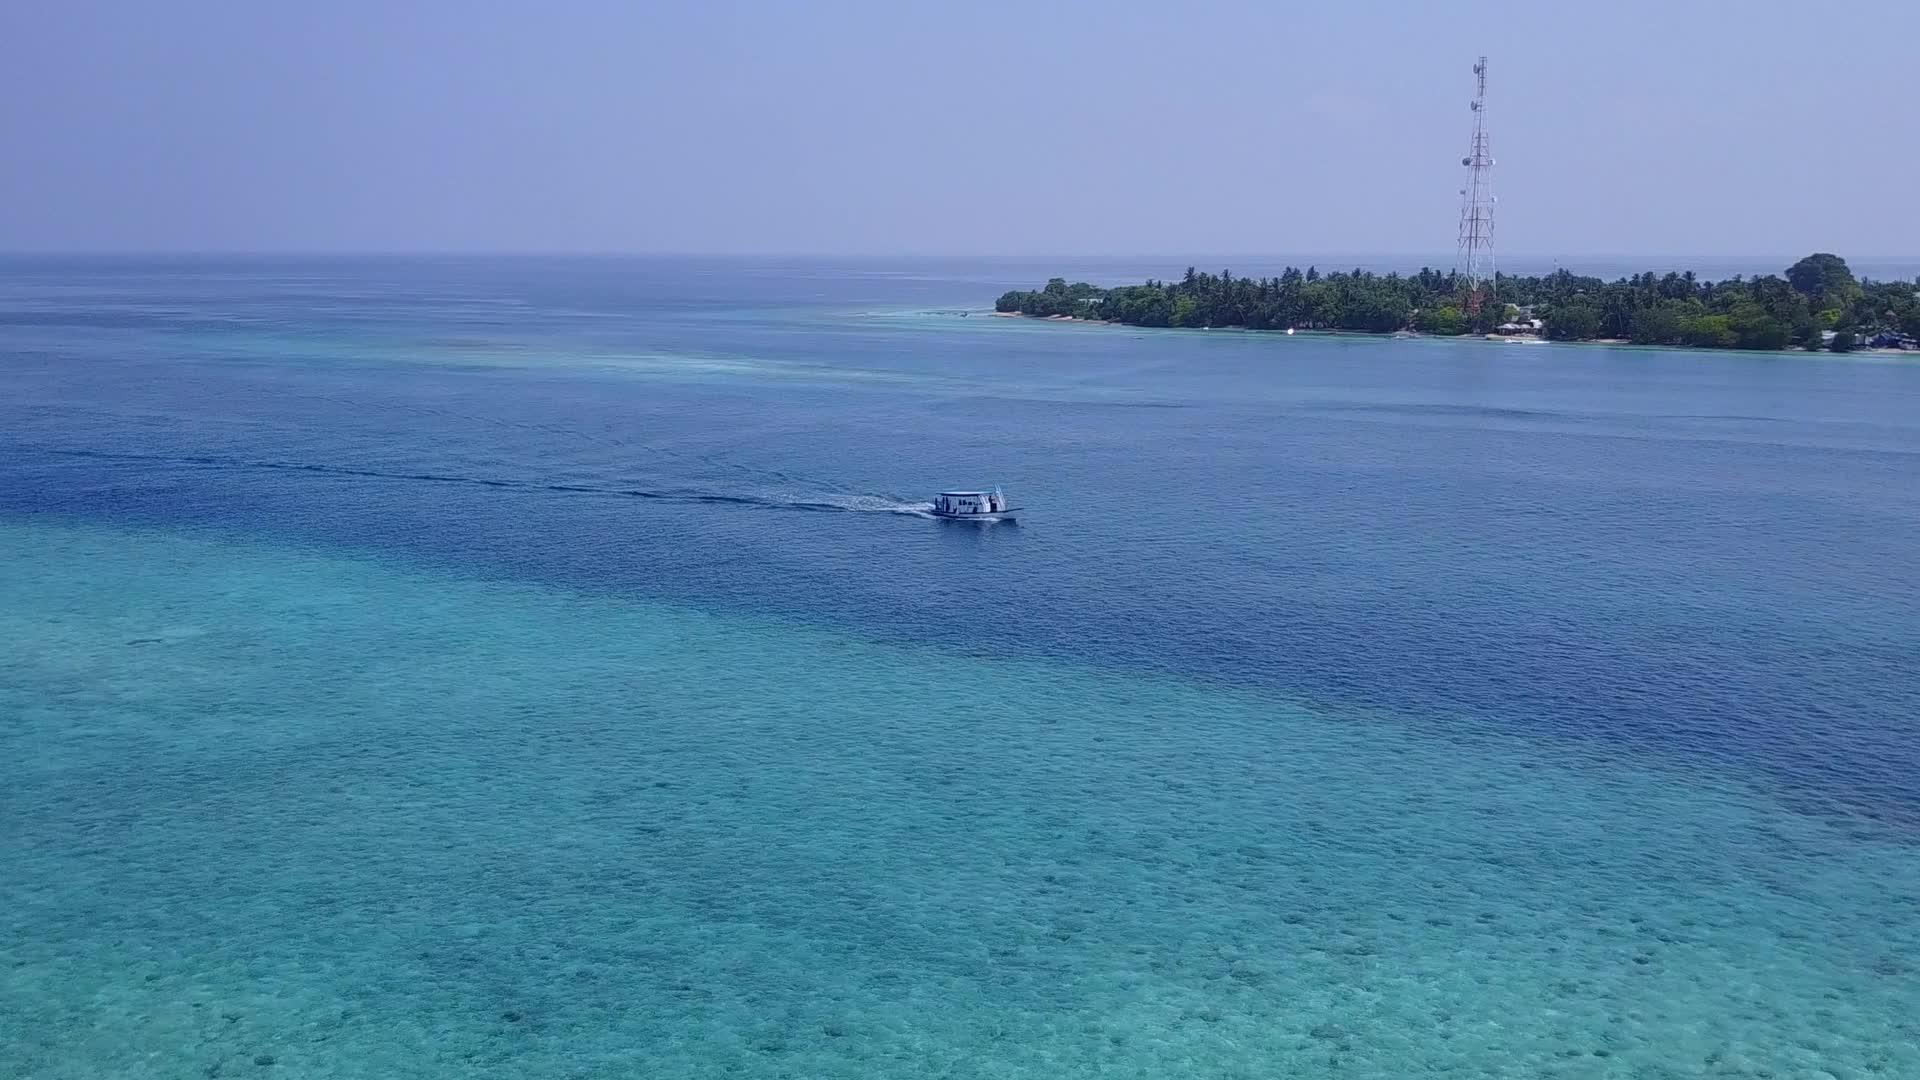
[994,254,1920,352]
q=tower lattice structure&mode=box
[1455,56,1495,315]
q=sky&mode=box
[2,0,1915,257]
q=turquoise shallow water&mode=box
[5,256,1920,1077]
[5,521,1917,1079]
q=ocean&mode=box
[3,255,1918,1079]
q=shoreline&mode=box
[993,310,1108,325]
[988,310,1918,356]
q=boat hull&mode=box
[930,509,1019,523]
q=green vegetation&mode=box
[993,254,1920,352]
[992,278,1105,318]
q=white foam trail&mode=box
[779,492,933,516]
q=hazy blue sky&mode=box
[3,0,1914,256]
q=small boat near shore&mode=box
[930,488,1018,522]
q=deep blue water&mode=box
[4,256,1919,1078]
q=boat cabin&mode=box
[934,490,1005,516]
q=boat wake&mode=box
[24,446,934,519]
[797,493,936,517]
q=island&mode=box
[994,254,1920,352]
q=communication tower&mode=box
[1455,57,1495,314]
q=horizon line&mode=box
[2,250,1911,261]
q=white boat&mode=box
[930,488,1018,522]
